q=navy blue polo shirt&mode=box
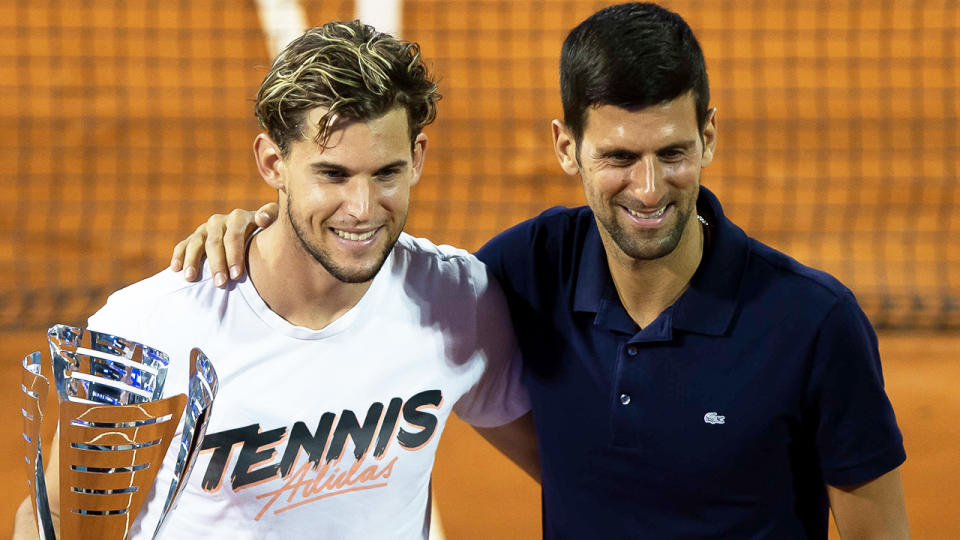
[476,186,905,539]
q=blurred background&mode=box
[2,0,958,537]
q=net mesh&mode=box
[3,0,958,330]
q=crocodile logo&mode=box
[703,412,725,425]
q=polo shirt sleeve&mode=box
[452,258,532,428]
[806,293,906,486]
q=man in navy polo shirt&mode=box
[474,5,908,536]
[173,3,909,538]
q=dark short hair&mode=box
[560,2,710,143]
[256,20,440,155]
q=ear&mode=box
[253,133,285,192]
[410,133,428,187]
[700,107,718,168]
[551,119,581,176]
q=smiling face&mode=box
[554,92,716,264]
[260,106,426,283]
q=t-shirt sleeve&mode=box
[806,293,906,486]
[452,261,531,428]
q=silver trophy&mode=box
[19,325,219,540]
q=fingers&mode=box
[203,214,231,286]
[171,225,207,282]
[170,239,187,272]
[223,209,259,282]
[178,222,210,282]
[254,202,279,228]
[171,205,269,287]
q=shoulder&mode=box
[519,205,595,231]
[394,231,475,263]
[743,236,862,322]
[87,264,226,335]
[476,206,594,286]
[110,265,217,299]
[95,265,223,311]
[391,233,494,295]
[479,206,593,257]
[388,234,516,355]
[750,238,853,298]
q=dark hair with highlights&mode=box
[255,20,440,155]
[560,2,710,144]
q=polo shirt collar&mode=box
[672,186,749,335]
[572,220,638,334]
[571,186,749,336]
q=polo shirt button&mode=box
[626,345,638,356]
[619,393,631,405]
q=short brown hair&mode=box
[255,20,440,154]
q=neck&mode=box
[248,222,374,331]
[603,214,704,329]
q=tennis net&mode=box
[2,0,957,330]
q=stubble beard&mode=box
[286,194,403,284]
[595,185,698,261]
[600,205,690,260]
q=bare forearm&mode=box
[828,467,910,539]
[15,436,62,540]
[12,498,42,540]
[473,412,541,482]
[429,489,447,540]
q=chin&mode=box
[332,267,380,284]
[322,251,392,284]
[617,229,685,260]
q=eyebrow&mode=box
[309,159,408,174]
[595,139,699,156]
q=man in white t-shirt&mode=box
[13,21,536,540]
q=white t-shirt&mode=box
[86,233,529,540]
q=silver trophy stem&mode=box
[34,471,57,540]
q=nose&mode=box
[629,155,664,208]
[341,177,374,221]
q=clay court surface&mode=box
[2,1,959,537]
[2,332,958,538]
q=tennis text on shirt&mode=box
[196,389,443,519]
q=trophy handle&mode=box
[152,348,220,539]
[21,352,57,540]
